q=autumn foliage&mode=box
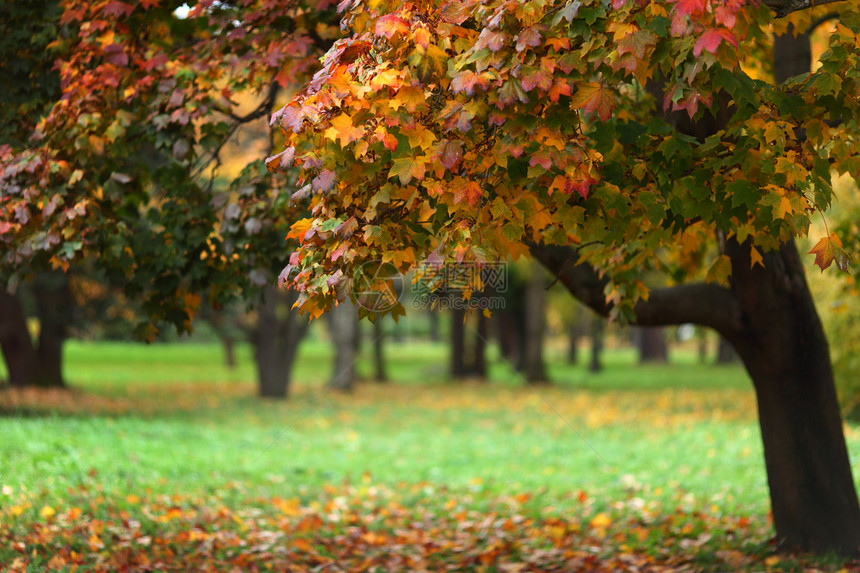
[270,0,860,319]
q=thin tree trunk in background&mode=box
[373,317,387,382]
[521,261,547,383]
[716,336,737,364]
[451,308,466,378]
[637,326,668,364]
[474,310,487,379]
[254,287,309,398]
[427,309,439,342]
[328,299,358,391]
[568,305,582,364]
[0,290,44,387]
[697,328,708,364]
[221,335,236,370]
[589,315,604,373]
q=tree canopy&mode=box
[270,0,859,319]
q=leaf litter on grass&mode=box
[1,480,855,572]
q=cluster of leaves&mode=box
[0,0,338,334]
[5,479,850,572]
[273,0,860,320]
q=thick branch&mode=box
[763,0,845,19]
[528,242,743,335]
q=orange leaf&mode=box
[570,82,614,121]
[324,114,364,147]
[809,233,848,272]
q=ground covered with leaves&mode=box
[1,341,858,571]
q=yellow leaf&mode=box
[749,246,764,269]
[286,218,314,241]
[324,114,364,147]
[40,506,56,519]
[590,512,611,529]
[706,254,732,285]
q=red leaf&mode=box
[451,71,489,96]
[375,14,409,40]
[103,1,134,17]
[515,26,543,52]
[312,169,336,192]
[265,147,295,173]
[673,0,705,18]
[437,140,464,171]
[693,29,737,58]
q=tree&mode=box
[0,0,339,394]
[271,0,860,555]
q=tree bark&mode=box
[451,308,466,378]
[427,309,440,342]
[568,305,582,364]
[715,336,737,364]
[32,271,72,387]
[253,286,309,399]
[521,260,548,382]
[588,314,604,373]
[328,298,358,391]
[0,290,44,387]
[724,239,860,555]
[531,237,860,554]
[372,317,387,382]
[636,327,668,364]
[474,310,487,379]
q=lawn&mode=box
[1,337,857,571]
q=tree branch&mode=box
[763,0,846,19]
[528,242,743,335]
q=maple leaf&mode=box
[809,233,849,272]
[515,26,543,52]
[693,29,738,58]
[312,169,337,192]
[408,44,447,82]
[265,147,295,173]
[454,179,483,206]
[451,70,489,96]
[375,14,409,40]
[673,0,706,18]
[570,82,614,121]
[520,68,553,93]
[324,114,364,147]
[436,140,464,170]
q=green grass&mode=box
[2,338,858,570]
[1,339,766,506]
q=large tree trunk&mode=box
[725,239,860,554]
[32,271,72,387]
[328,298,359,391]
[253,287,309,399]
[531,238,860,554]
[0,290,44,387]
[528,19,860,557]
[521,260,547,383]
